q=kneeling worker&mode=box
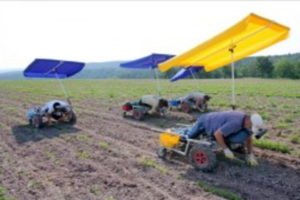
[185,110,264,166]
[140,94,168,115]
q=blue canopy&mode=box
[120,53,175,69]
[23,59,85,79]
[170,66,203,82]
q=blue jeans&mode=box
[226,129,253,144]
[186,114,207,138]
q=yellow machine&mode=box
[158,127,218,172]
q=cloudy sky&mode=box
[1,1,299,71]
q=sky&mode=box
[1,1,299,71]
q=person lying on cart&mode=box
[184,110,264,166]
[140,94,169,115]
[179,92,211,111]
[42,100,72,125]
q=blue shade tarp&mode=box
[171,66,203,82]
[24,59,85,79]
[120,53,175,69]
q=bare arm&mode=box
[214,129,228,150]
[245,136,254,154]
[196,98,203,110]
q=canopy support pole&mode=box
[55,73,71,105]
[229,44,236,110]
[154,68,161,97]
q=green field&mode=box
[1,78,300,155]
[0,78,300,200]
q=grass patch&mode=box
[254,139,291,154]
[282,116,293,123]
[27,180,41,189]
[77,134,92,142]
[197,181,242,200]
[77,151,90,159]
[89,185,101,196]
[260,111,271,121]
[291,150,300,158]
[0,122,10,131]
[99,141,110,148]
[290,134,300,144]
[19,171,31,178]
[157,122,167,128]
[0,187,16,200]
[139,156,167,174]
[45,151,59,165]
[276,123,289,129]
[105,197,115,200]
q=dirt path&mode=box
[0,93,299,200]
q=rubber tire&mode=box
[157,147,167,159]
[133,109,144,120]
[68,111,77,125]
[188,144,217,172]
[33,115,43,129]
[181,102,191,113]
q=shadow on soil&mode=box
[11,124,82,144]
[177,155,300,200]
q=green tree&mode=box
[274,58,296,79]
[222,65,232,78]
[292,60,300,79]
[256,56,274,78]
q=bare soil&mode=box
[0,92,299,200]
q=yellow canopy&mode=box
[159,13,290,72]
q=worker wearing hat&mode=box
[185,111,264,166]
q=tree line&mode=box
[161,53,300,80]
[0,53,299,80]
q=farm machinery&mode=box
[169,95,211,113]
[23,59,85,128]
[157,125,267,172]
[122,100,168,120]
[26,103,77,129]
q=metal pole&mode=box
[229,47,236,110]
[154,67,161,97]
[55,73,70,104]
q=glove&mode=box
[245,153,258,166]
[223,148,235,160]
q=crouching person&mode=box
[140,94,169,116]
[43,100,72,125]
[180,92,211,111]
[185,110,265,166]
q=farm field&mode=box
[0,78,299,200]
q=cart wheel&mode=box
[33,115,43,129]
[188,144,217,172]
[67,111,77,125]
[157,147,167,159]
[122,112,127,118]
[181,102,191,113]
[133,109,144,120]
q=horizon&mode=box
[0,51,298,74]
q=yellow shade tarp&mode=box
[159,13,290,72]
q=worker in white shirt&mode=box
[42,100,71,125]
[140,95,168,115]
